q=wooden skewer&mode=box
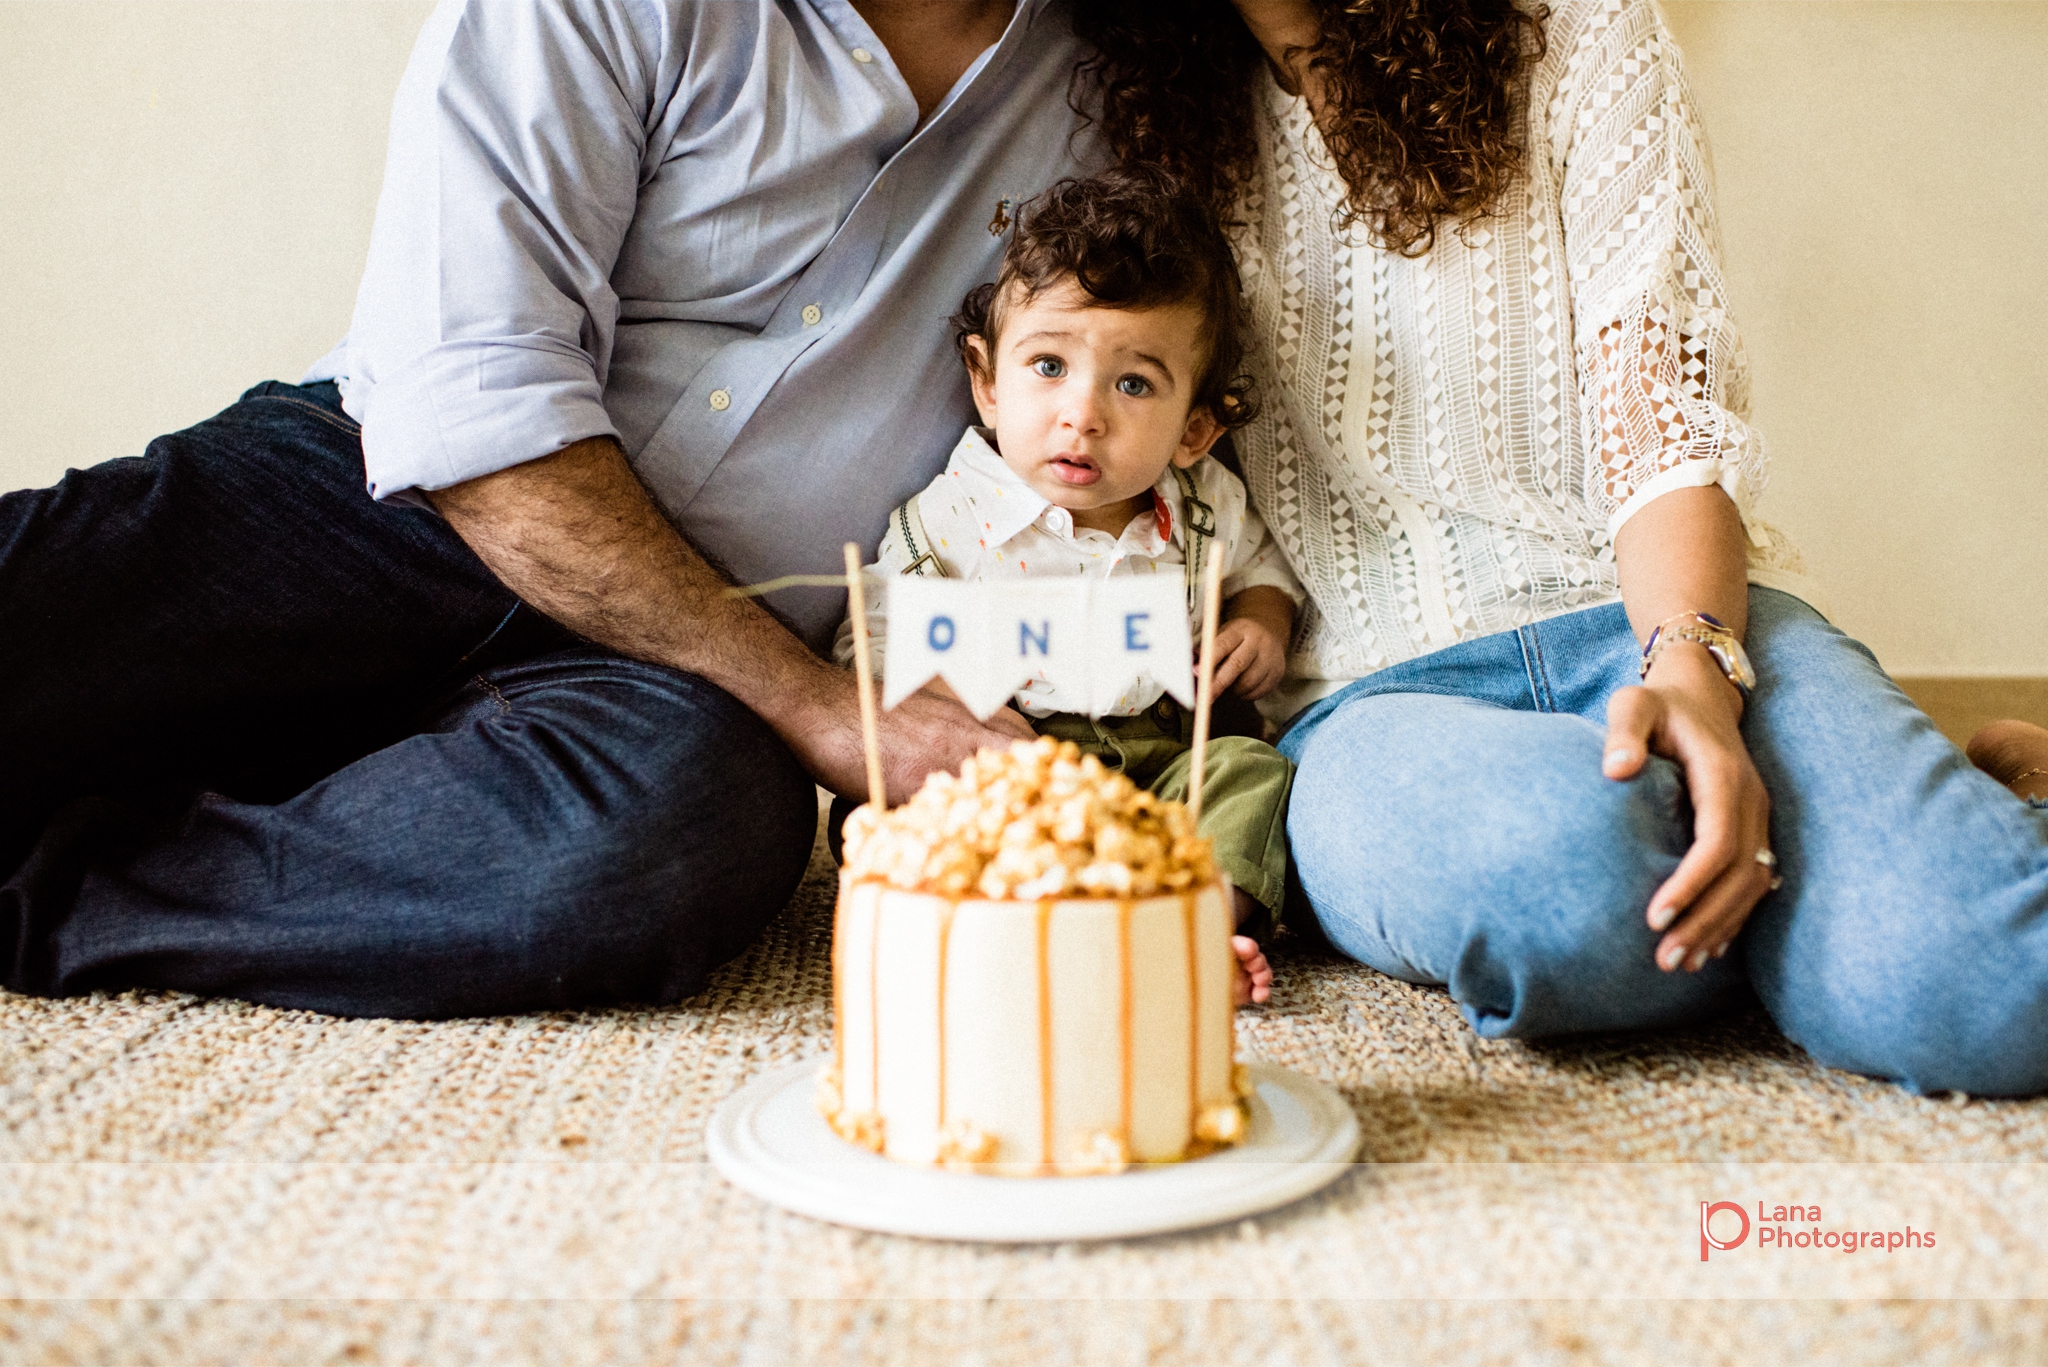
[722,573,862,598]
[1186,545,1225,827]
[844,542,887,813]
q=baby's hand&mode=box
[1206,615,1287,700]
[1231,935,1272,1006]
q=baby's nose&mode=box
[1060,390,1107,432]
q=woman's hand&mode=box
[1602,643,1774,971]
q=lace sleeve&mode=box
[1553,0,1768,538]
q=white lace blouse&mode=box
[1231,0,1804,722]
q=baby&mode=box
[836,167,1307,1004]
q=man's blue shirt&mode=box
[307,0,1097,650]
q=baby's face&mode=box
[967,278,1220,535]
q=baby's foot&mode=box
[1966,719,2048,800]
[1231,935,1272,1006]
[1227,887,1274,1005]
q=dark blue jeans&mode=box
[0,382,817,1018]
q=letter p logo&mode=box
[1700,1202,1750,1261]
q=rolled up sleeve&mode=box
[346,0,665,500]
[1553,0,1769,541]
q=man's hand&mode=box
[1206,586,1294,700]
[813,677,1037,804]
[427,436,1022,800]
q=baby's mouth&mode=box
[1049,454,1100,486]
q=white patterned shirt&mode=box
[835,427,1305,716]
[1231,0,1805,722]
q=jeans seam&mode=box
[456,605,523,668]
[1517,626,1556,713]
[474,675,513,716]
[252,394,362,438]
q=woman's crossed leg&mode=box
[1285,589,2048,1095]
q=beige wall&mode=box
[1661,0,2048,676]
[3,1,2043,675]
[0,1,431,475]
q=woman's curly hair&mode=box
[1073,0,1548,258]
[954,166,1258,429]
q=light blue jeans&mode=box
[1279,588,2048,1096]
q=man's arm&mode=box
[428,435,1033,801]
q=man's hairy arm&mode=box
[427,435,1031,800]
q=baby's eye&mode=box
[1115,375,1153,397]
[1031,356,1066,379]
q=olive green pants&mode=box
[1030,700,1294,919]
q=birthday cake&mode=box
[819,737,1248,1175]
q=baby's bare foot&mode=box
[1231,934,1271,1006]
[1966,719,2048,800]
[1226,888,1274,1005]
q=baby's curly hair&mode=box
[953,167,1258,429]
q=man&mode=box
[0,0,1096,1017]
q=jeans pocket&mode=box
[243,381,362,439]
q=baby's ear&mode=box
[963,335,999,427]
[1170,405,1224,469]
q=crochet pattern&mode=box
[1231,0,1802,713]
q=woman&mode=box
[1075,0,2048,1093]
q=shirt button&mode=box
[801,303,823,327]
[850,47,874,64]
[708,389,731,412]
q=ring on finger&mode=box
[1755,847,1785,892]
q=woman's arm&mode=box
[1606,484,1775,972]
[1544,0,1778,972]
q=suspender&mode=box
[1172,465,1216,620]
[896,494,946,578]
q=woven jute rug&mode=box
[5,811,2048,1365]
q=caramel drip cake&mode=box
[819,738,1249,1175]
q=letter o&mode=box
[928,615,956,651]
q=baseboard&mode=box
[1892,676,2048,749]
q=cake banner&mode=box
[880,576,1195,720]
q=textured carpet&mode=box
[5,814,2048,1365]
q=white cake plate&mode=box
[706,1060,1361,1242]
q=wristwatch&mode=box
[1640,611,1756,698]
